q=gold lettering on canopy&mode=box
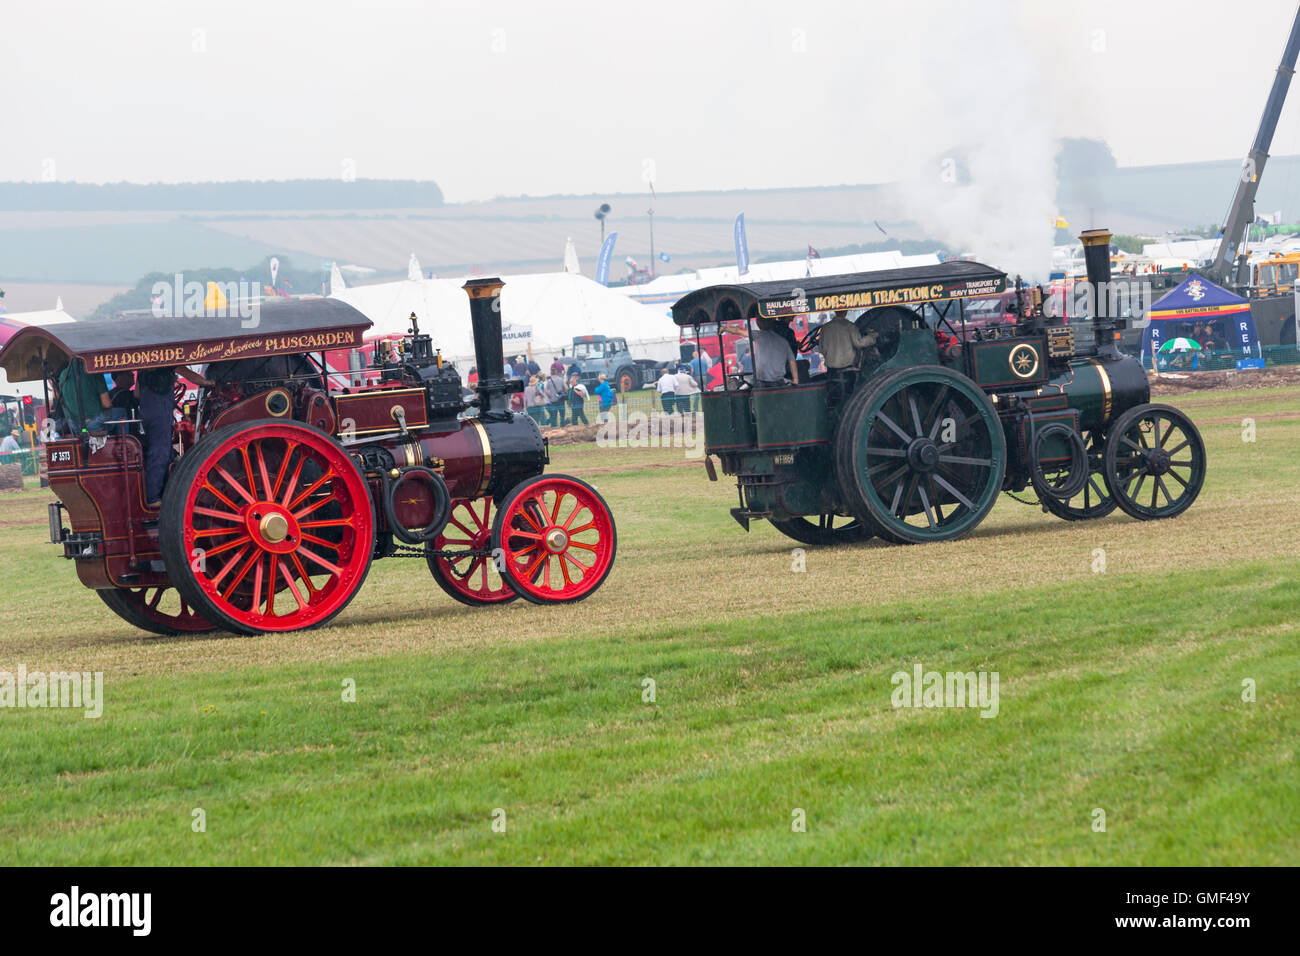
[82,329,362,373]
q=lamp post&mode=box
[647,182,656,277]
[595,203,611,245]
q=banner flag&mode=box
[734,213,749,275]
[595,232,618,286]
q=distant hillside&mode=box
[6,154,1300,289]
[0,179,443,211]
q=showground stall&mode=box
[1140,276,1260,370]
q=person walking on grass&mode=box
[674,363,700,413]
[594,372,615,423]
[656,365,677,416]
[545,370,567,426]
[567,374,590,425]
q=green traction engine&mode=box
[675,229,1206,545]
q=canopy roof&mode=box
[0,298,371,383]
[670,260,1007,326]
[1148,275,1250,320]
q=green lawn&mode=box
[0,386,1297,865]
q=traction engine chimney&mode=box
[463,277,512,419]
[1079,228,1121,356]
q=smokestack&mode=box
[1078,228,1121,355]
[462,277,511,417]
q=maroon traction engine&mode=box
[0,279,616,635]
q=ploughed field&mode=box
[0,386,1297,865]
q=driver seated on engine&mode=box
[752,317,799,388]
[819,310,878,371]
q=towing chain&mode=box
[1002,490,1041,507]
[388,542,496,560]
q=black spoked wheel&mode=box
[1103,403,1206,520]
[1040,429,1117,521]
[98,586,219,637]
[835,366,1006,544]
[769,513,872,545]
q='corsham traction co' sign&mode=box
[758,276,1006,319]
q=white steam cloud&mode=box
[877,1,1060,281]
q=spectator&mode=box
[656,366,677,414]
[674,364,701,413]
[688,348,711,379]
[550,355,566,376]
[525,375,547,424]
[567,374,590,425]
[545,371,567,426]
[526,356,540,378]
[0,429,21,455]
[594,372,615,422]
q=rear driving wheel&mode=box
[836,366,1005,544]
[98,586,219,636]
[492,474,616,604]
[769,513,872,545]
[160,419,374,634]
[426,497,518,606]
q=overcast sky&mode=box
[3,0,1299,202]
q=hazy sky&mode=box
[3,0,1299,202]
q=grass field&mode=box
[1,386,1298,865]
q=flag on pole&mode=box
[807,244,821,259]
[595,232,618,286]
[658,252,670,263]
[270,256,280,288]
[734,213,749,276]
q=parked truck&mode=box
[566,334,662,392]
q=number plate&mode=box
[773,452,794,465]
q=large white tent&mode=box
[0,303,77,400]
[332,270,681,368]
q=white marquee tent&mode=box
[332,270,681,368]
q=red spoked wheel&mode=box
[98,585,219,637]
[492,474,616,604]
[160,419,374,635]
[426,497,518,606]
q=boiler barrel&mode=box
[378,413,545,501]
[1051,355,1149,433]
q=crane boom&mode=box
[1207,3,1300,285]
